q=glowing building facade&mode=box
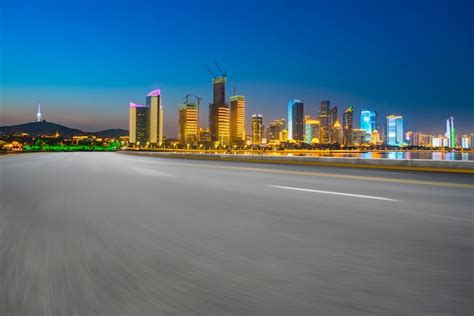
[266,118,286,141]
[319,100,331,144]
[343,106,354,146]
[129,102,149,145]
[209,76,228,143]
[216,106,230,145]
[288,99,304,141]
[178,102,199,145]
[360,110,377,142]
[147,89,163,145]
[230,95,245,145]
[251,114,264,144]
[304,116,320,144]
[445,116,456,147]
[386,115,404,146]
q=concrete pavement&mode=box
[1,152,472,315]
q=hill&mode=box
[88,129,128,138]
[0,121,128,138]
[0,121,84,137]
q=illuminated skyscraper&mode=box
[319,100,330,144]
[386,115,404,146]
[352,129,366,145]
[216,106,230,145]
[209,76,228,143]
[178,102,199,145]
[304,116,320,144]
[266,118,286,141]
[129,102,149,145]
[147,89,163,145]
[36,103,42,122]
[461,135,470,149]
[445,116,456,147]
[360,110,377,142]
[343,106,353,146]
[251,114,264,144]
[329,105,337,143]
[332,119,343,144]
[230,95,245,145]
[288,99,304,141]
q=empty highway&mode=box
[1,152,472,315]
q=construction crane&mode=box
[214,60,226,77]
[194,95,202,108]
[183,94,191,103]
[205,64,216,78]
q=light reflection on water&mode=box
[261,151,473,161]
[318,151,473,161]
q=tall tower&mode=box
[251,114,264,144]
[386,115,404,146]
[230,95,245,145]
[319,100,330,144]
[178,101,199,145]
[343,106,354,146]
[146,89,163,146]
[36,103,42,122]
[129,102,149,145]
[288,99,304,141]
[360,110,377,142]
[445,116,456,147]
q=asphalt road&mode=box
[1,152,472,315]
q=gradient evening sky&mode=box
[0,0,472,136]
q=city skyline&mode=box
[1,0,473,135]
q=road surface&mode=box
[1,152,472,315]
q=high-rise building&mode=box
[266,118,286,141]
[352,129,366,145]
[209,76,228,143]
[36,103,42,122]
[445,116,456,147]
[332,119,343,144]
[304,115,320,144]
[216,106,230,146]
[129,102,149,145]
[360,110,377,142]
[386,115,404,146]
[251,114,264,144]
[319,100,331,144]
[288,99,304,141]
[405,131,414,145]
[230,95,245,145]
[370,129,382,145]
[342,106,353,146]
[329,106,337,143]
[147,89,163,145]
[178,102,199,145]
[461,135,470,149]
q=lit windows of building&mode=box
[386,115,404,146]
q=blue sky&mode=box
[1,0,472,135]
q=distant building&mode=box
[405,131,414,145]
[329,106,338,143]
[386,115,404,146]
[343,106,354,146]
[198,128,211,143]
[304,115,320,144]
[360,110,377,142]
[352,129,366,145]
[445,116,456,147]
[461,135,470,149]
[470,134,474,149]
[279,129,288,142]
[266,118,286,141]
[216,106,230,146]
[251,114,264,144]
[178,102,198,145]
[129,102,149,145]
[319,100,331,144]
[209,76,228,144]
[332,119,343,144]
[370,129,382,145]
[230,95,245,145]
[147,89,163,145]
[288,99,304,141]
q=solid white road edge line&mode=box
[268,185,398,202]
